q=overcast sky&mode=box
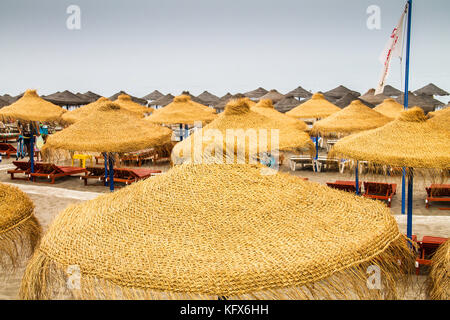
[0,0,449,99]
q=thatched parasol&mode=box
[428,107,450,131]
[396,92,444,113]
[44,90,90,106]
[83,91,102,101]
[244,87,268,100]
[114,94,153,116]
[374,99,405,119]
[0,183,41,270]
[172,98,314,165]
[197,91,220,106]
[414,83,449,97]
[382,85,403,97]
[220,93,233,101]
[61,97,124,124]
[108,91,147,106]
[257,89,285,104]
[428,240,449,300]
[214,94,253,113]
[149,94,174,108]
[75,92,97,103]
[334,93,375,109]
[253,99,307,129]
[146,95,217,126]
[311,100,391,137]
[286,86,312,99]
[274,95,302,113]
[360,89,392,106]
[0,97,9,108]
[1,94,19,104]
[142,90,164,101]
[0,89,66,123]
[286,93,341,119]
[324,85,360,100]
[20,163,414,300]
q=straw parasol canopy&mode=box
[414,83,449,97]
[1,94,19,104]
[311,100,391,137]
[374,99,405,119]
[0,97,9,108]
[274,95,302,113]
[331,107,450,169]
[44,90,90,106]
[360,89,392,106]
[382,85,403,97]
[396,92,444,113]
[0,89,66,123]
[146,95,217,125]
[75,92,96,103]
[252,99,307,129]
[114,94,153,116]
[0,183,41,269]
[324,85,360,100]
[109,91,147,106]
[428,240,449,300]
[197,91,220,106]
[20,163,413,300]
[61,97,123,124]
[42,102,172,155]
[220,93,233,101]
[172,98,314,164]
[149,94,174,107]
[286,86,312,99]
[258,89,285,104]
[214,94,253,113]
[244,87,268,100]
[83,91,102,101]
[334,93,375,109]
[142,90,164,101]
[286,93,341,119]
[428,107,450,131]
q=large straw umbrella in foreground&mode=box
[172,98,313,165]
[20,163,414,300]
[331,107,450,240]
[428,240,449,300]
[146,95,217,141]
[0,183,41,270]
[0,89,66,173]
[42,102,172,191]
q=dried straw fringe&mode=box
[427,241,449,300]
[20,236,415,300]
[0,215,42,270]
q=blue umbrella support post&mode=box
[406,168,414,240]
[184,124,189,139]
[108,153,115,192]
[179,124,184,141]
[103,152,108,186]
[313,136,319,172]
[29,126,35,174]
[355,161,360,195]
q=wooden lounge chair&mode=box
[7,161,33,180]
[326,180,361,193]
[112,168,161,185]
[0,133,19,143]
[363,182,397,207]
[315,156,340,172]
[82,166,107,186]
[0,143,17,159]
[29,163,87,184]
[425,184,450,209]
[289,155,314,171]
[415,236,448,275]
[119,148,159,167]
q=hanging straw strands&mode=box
[331,107,450,169]
[171,98,314,164]
[42,102,173,156]
[0,89,66,123]
[428,240,449,300]
[20,164,414,300]
[374,98,405,119]
[286,93,341,119]
[311,100,392,137]
[146,95,217,125]
[0,183,41,269]
[114,94,154,116]
[428,107,450,131]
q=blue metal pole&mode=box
[314,136,319,172]
[108,154,114,192]
[355,161,360,195]
[401,167,406,214]
[30,125,35,174]
[179,124,183,141]
[103,153,108,186]
[407,168,414,239]
[185,124,189,139]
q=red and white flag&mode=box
[375,5,408,95]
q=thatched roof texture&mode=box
[197,91,220,106]
[286,86,312,99]
[382,85,403,97]
[44,90,89,106]
[61,97,118,124]
[20,163,413,300]
[146,95,217,125]
[374,99,405,119]
[414,83,449,97]
[0,183,41,269]
[0,89,66,123]
[428,240,449,300]
[334,93,375,109]
[244,87,268,99]
[274,96,302,113]
[311,100,391,137]
[42,102,172,154]
[331,107,450,169]
[142,90,164,101]
[114,94,153,116]
[149,94,175,107]
[361,89,392,106]
[257,89,285,104]
[324,85,360,100]
[286,93,341,119]
[109,91,147,105]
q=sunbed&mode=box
[363,182,397,207]
[7,161,33,180]
[425,184,450,209]
[415,236,448,275]
[326,180,361,193]
[0,143,17,159]
[289,155,314,171]
[29,163,87,184]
